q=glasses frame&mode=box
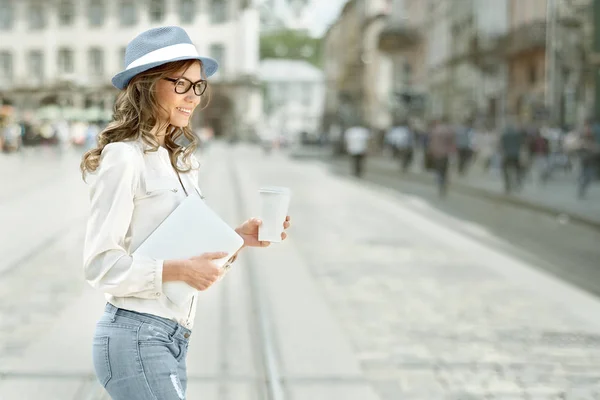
[163,77,208,96]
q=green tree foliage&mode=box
[260,30,322,67]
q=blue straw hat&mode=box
[112,26,219,90]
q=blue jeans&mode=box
[92,303,192,399]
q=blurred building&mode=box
[258,0,312,33]
[0,0,261,138]
[439,0,590,127]
[378,0,427,125]
[259,58,324,143]
[324,0,594,131]
[501,0,590,127]
[322,0,393,144]
[382,0,508,127]
[470,0,510,128]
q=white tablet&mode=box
[133,193,244,306]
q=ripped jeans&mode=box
[92,303,192,400]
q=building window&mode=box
[149,0,165,22]
[119,47,127,69]
[210,0,227,24]
[0,0,13,30]
[28,50,44,81]
[302,83,311,106]
[403,62,412,84]
[0,51,13,80]
[28,2,46,30]
[393,61,403,89]
[88,0,105,27]
[89,48,104,76]
[58,0,75,26]
[179,0,196,24]
[120,0,138,26]
[209,44,225,74]
[528,64,536,85]
[58,48,74,74]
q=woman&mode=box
[80,26,291,399]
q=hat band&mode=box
[126,43,199,70]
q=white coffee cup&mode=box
[258,186,291,243]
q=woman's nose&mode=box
[185,92,200,104]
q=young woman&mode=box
[80,26,290,399]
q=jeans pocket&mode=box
[92,336,112,387]
[138,323,175,346]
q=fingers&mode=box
[194,275,216,291]
[202,251,228,260]
[260,241,271,247]
[281,232,287,241]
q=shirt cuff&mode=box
[131,253,164,299]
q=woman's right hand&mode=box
[181,251,228,291]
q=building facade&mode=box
[376,0,591,129]
[377,0,427,130]
[501,0,591,127]
[259,58,324,142]
[0,0,261,138]
[258,0,312,34]
[322,0,393,142]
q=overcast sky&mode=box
[309,0,347,37]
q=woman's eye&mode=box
[176,80,186,87]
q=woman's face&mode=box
[155,61,203,128]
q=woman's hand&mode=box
[180,251,228,291]
[235,216,291,248]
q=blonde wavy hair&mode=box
[80,59,210,180]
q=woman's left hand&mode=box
[235,216,291,248]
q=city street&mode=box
[1,142,600,399]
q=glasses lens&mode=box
[193,81,207,96]
[174,78,192,94]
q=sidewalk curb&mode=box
[288,148,600,231]
[401,169,600,231]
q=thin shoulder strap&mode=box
[175,169,205,199]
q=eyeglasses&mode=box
[163,77,208,96]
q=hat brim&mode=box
[111,56,219,90]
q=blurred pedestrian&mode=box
[80,26,291,400]
[526,126,549,184]
[473,127,497,172]
[385,119,414,172]
[0,109,22,153]
[500,119,525,194]
[577,119,600,199]
[345,121,370,178]
[85,121,100,151]
[455,118,475,175]
[428,118,455,197]
[54,118,70,153]
[70,120,89,147]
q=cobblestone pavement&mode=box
[317,148,600,300]
[0,148,88,364]
[2,144,600,399]
[234,144,600,399]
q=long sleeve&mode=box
[83,142,163,299]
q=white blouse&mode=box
[83,140,203,329]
